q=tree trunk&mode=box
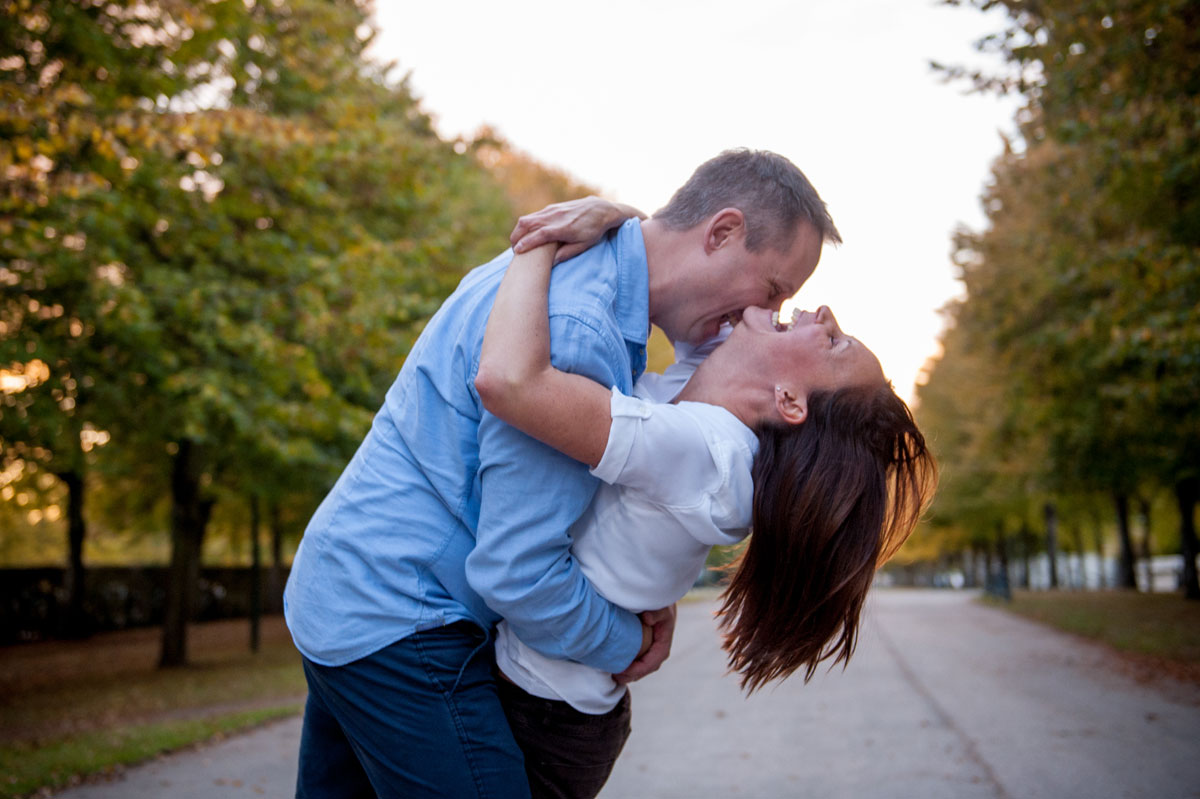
[249,496,262,653]
[1177,477,1199,600]
[994,521,1012,601]
[1137,497,1153,591]
[980,542,993,590]
[268,502,284,614]
[1114,493,1138,590]
[1069,524,1087,590]
[1091,513,1107,589]
[1019,522,1032,589]
[60,469,88,637]
[160,440,214,668]
[1045,502,1059,589]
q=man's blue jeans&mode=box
[296,621,531,799]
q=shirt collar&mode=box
[613,218,650,347]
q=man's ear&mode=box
[703,208,745,254]
[775,385,807,426]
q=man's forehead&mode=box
[777,236,822,283]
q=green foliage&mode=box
[0,0,600,650]
[0,0,608,586]
[1,0,244,483]
[912,0,1200,567]
[940,0,1200,246]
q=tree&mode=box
[130,98,511,666]
[3,0,517,663]
[1,0,246,633]
[472,127,600,216]
[918,1,1200,594]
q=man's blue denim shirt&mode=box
[285,219,649,672]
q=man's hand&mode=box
[613,604,676,684]
[510,197,646,264]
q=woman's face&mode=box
[736,304,885,395]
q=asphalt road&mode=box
[601,589,1200,798]
[55,590,1200,799]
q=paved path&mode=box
[602,589,1200,798]
[56,590,1200,798]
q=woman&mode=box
[475,242,936,798]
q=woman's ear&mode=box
[775,385,807,425]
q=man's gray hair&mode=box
[653,149,842,252]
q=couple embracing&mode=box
[284,149,936,798]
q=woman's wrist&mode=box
[510,242,557,270]
[637,620,653,659]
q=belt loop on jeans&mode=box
[450,622,491,695]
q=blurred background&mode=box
[1,1,1197,796]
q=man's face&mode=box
[656,220,823,344]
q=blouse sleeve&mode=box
[590,388,754,526]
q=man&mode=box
[284,148,841,798]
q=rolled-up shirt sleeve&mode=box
[466,313,643,673]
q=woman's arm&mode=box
[475,243,613,468]
[510,197,646,263]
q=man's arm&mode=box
[467,314,645,672]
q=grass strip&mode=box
[0,704,301,799]
[985,590,1200,662]
[1,617,306,745]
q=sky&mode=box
[370,0,1023,402]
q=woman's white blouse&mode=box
[494,383,757,714]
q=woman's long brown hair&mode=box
[717,382,936,692]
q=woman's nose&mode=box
[816,305,841,331]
